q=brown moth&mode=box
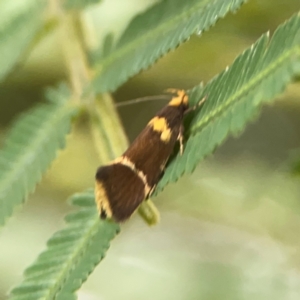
[95,89,201,222]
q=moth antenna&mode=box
[164,88,182,94]
[115,95,171,107]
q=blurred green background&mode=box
[1,0,300,299]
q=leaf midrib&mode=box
[45,214,99,299]
[0,105,72,200]
[190,42,300,134]
[97,0,216,71]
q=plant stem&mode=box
[61,9,160,225]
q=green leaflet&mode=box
[9,190,120,300]
[0,85,76,227]
[156,13,300,192]
[92,0,248,93]
[0,0,47,81]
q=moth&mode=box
[95,89,203,222]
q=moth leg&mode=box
[149,184,157,197]
[178,125,184,155]
[164,88,180,94]
[100,209,107,220]
[160,159,168,172]
[184,96,207,115]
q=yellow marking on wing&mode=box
[160,128,172,142]
[148,117,172,142]
[113,156,151,195]
[95,182,112,218]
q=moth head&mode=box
[168,89,189,112]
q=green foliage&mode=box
[64,0,102,10]
[9,190,120,300]
[0,0,47,81]
[0,85,76,227]
[292,164,300,176]
[92,0,248,93]
[0,0,299,299]
[156,13,300,192]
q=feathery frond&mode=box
[92,0,248,93]
[0,85,76,227]
[0,0,47,81]
[9,190,120,300]
[156,13,300,192]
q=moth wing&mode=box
[95,164,146,222]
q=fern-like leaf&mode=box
[92,0,248,93]
[9,190,120,300]
[0,0,47,81]
[0,85,76,227]
[64,0,102,10]
[156,13,300,192]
